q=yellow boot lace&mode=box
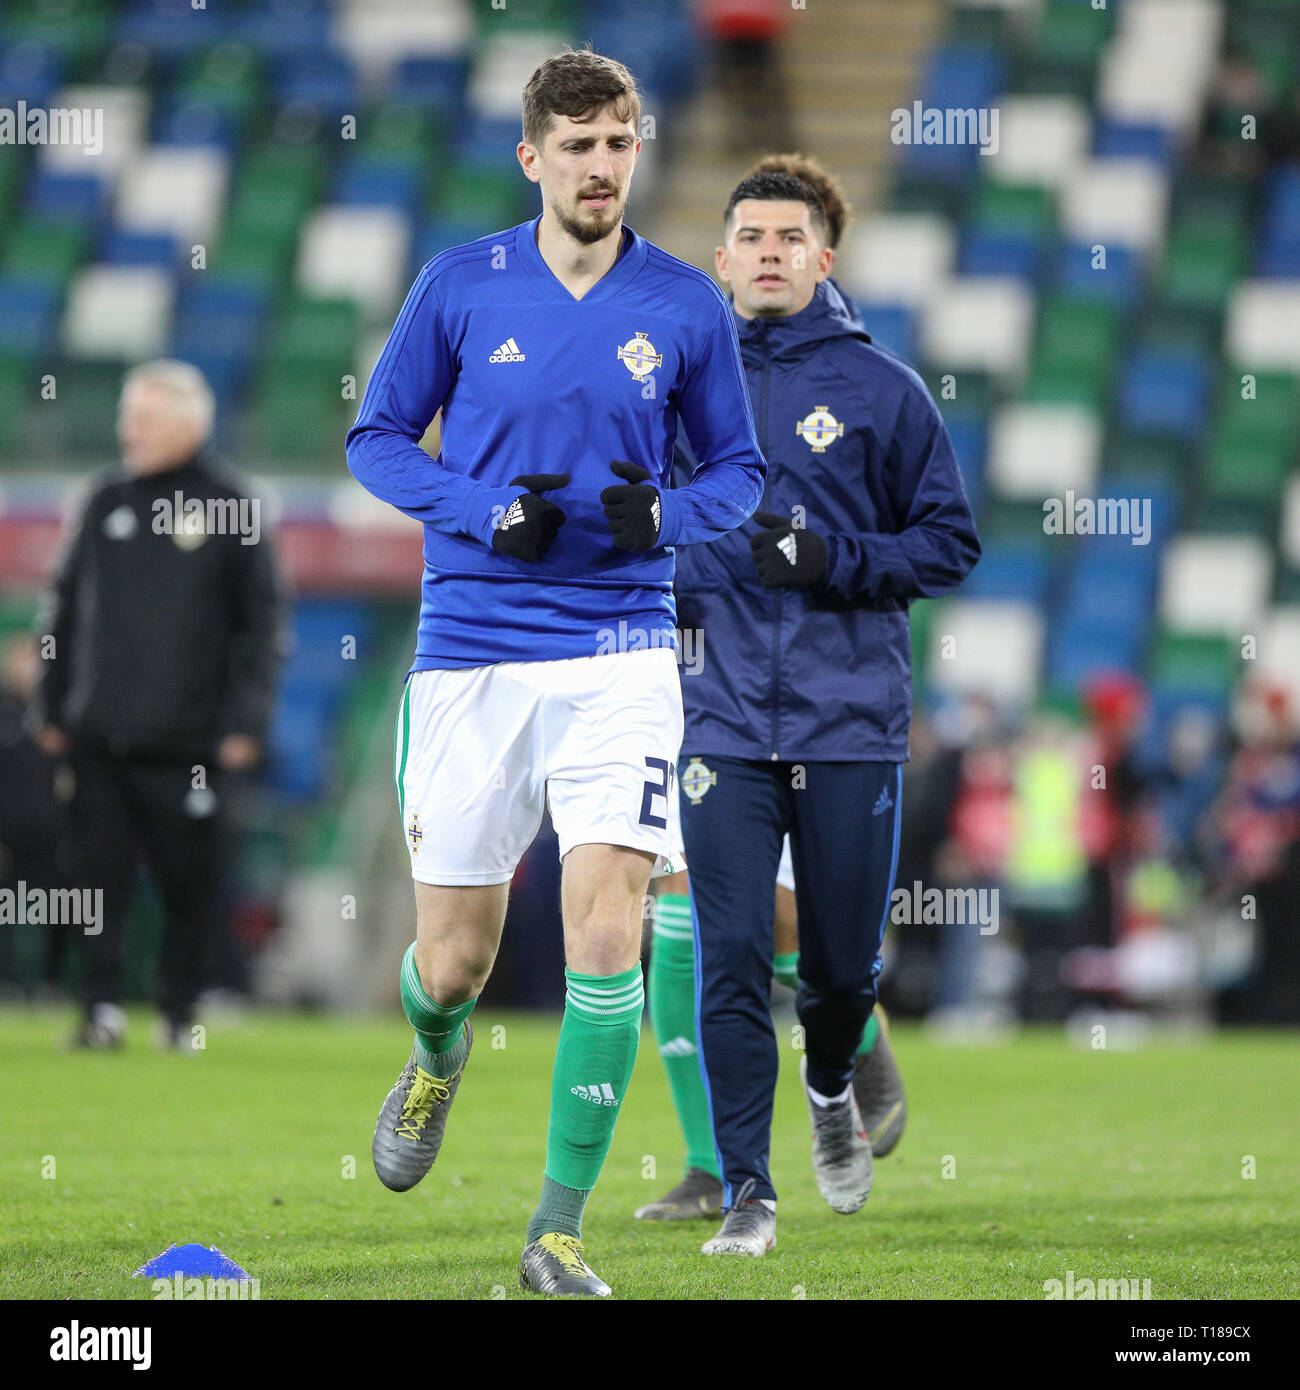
[395,1067,452,1141]
[536,1232,589,1276]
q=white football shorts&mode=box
[776,833,795,894]
[394,647,686,886]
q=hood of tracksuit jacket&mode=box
[672,276,963,763]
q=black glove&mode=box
[491,473,568,562]
[600,460,662,552]
[750,511,828,590]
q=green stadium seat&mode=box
[1169,172,1253,240]
[360,102,443,168]
[1160,226,1247,312]
[1034,295,1121,379]
[1150,631,1239,695]
[269,297,359,376]
[1216,369,1300,446]
[209,227,296,292]
[1021,361,1109,414]
[1192,495,1280,540]
[432,165,530,228]
[973,182,1056,237]
[1203,429,1292,505]
[1105,435,1191,489]
[252,362,352,467]
[977,497,1056,545]
[2,218,91,287]
[0,355,33,457]
[26,360,123,461]
[887,173,969,222]
[1133,304,1222,359]
[4,1,112,69]
[175,43,264,122]
[1033,0,1114,68]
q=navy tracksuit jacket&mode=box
[672,278,980,1203]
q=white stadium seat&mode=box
[1097,0,1223,135]
[841,214,955,310]
[115,146,229,247]
[469,32,570,120]
[985,95,1091,189]
[1225,282,1300,373]
[926,599,1044,704]
[62,265,172,360]
[987,402,1102,498]
[1060,157,1169,253]
[39,85,149,178]
[1256,606,1300,705]
[333,0,473,77]
[920,277,1034,381]
[1159,535,1273,636]
[296,207,411,317]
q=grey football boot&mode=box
[801,1054,873,1214]
[634,1166,724,1221]
[851,1005,907,1157]
[372,1023,472,1192]
[519,1233,612,1298]
[700,1179,776,1257]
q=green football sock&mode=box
[772,951,799,993]
[773,949,878,1057]
[400,942,475,1073]
[648,894,719,1180]
[526,964,644,1242]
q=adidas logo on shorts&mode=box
[489,337,525,363]
[571,1082,619,1106]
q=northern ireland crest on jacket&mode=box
[796,405,845,453]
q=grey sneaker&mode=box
[634,1166,724,1221]
[700,1179,776,1256]
[519,1233,611,1298]
[852,1006,906,1157]
[372,1023,472,1192]
[70,1002,127,1050]
[801,1055,873,1214]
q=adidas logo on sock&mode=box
[489,337,525,363]
[872,785,894,816]
[658,1036,696,1059]
[570,1082,619,1107]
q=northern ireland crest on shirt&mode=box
[617,331,663,380]
[795,405,845,453]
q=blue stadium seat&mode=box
[960,541,1052,604]
[100,229,181,269]
[26,170,105,222]
[154,98,240,153]
[168,280,271,402]
[235,1,333,59]
[1257,167,1300,278]
[944,414,987,508]
[1117,348,1212,442]
[1056,241,1143,301]
[857,301,917,364]
[455,113,530,174]
[0,41,64,107]
[333,160,421,215]
[273,53,356,118]
[390,57,471,114]
[587,13,699,100]
[1046,614,1147,694]
[1093,119,1175,169]
[117,0,234,56]
[919,43,1005,110]
[0,279,61,355]
[958,225,1043,282]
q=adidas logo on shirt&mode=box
[489,337,525,363]
[571,1082,619,1107]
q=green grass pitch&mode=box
[3,1007,1297,1300]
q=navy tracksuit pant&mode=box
[681,754,902,1205]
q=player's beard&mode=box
[554,188,622,245]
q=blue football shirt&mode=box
[346,214,766,668]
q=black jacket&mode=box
[33,454,289,763]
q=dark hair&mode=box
[522,47,642,150]
[724,170,828,243]
[745,153,850,248]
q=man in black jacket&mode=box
[32,360,287,1049]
